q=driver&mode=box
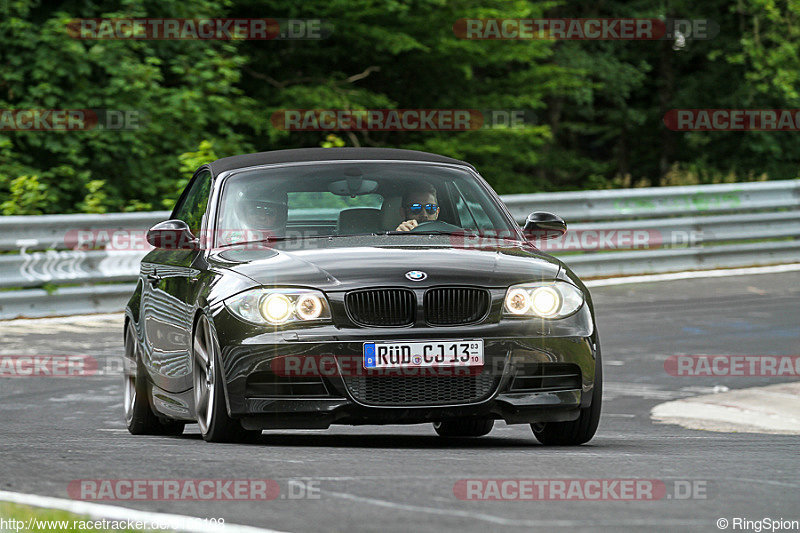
[395,182,439,231]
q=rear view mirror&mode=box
[146,219,200,250]
[328,177,378,197]
[522,212,567,240]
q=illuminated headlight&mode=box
[503,281,584,319]
[224,288,331,325]
[296,293,324,320]
[261,293,293,323]
[505,288,531,315]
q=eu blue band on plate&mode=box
[364,343,376,368]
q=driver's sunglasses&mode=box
[406,203,438,215]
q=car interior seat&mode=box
[337,208,383,235]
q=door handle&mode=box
[147,271,162,285]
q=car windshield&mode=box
[215,161,518,246]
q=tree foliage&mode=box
[1,0,798,213]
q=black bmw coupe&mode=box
[123,147,602,444]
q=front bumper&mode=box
[213,306,598,429]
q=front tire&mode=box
[193,315,261,443]
[531,349,602,446]
[433,418,494,437]
[124,322,185,436]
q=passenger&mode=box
[225,191,288,244]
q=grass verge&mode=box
[0,502,166,532]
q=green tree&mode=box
[2,0,799,216]
[0,0,257,213]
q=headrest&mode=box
[380,196,404,230]
[337,208,382,235]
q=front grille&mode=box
[424,288,490,326]
[509,363,582,392]
[343,370,498,406]
[345,289,415,327]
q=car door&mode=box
[141,168,212,394]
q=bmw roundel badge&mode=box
[405,270,427,281]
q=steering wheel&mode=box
[409,220,463,233]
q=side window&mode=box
[451,182,494,231]
[172,170,212,233]
[454,194,478,230]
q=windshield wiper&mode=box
[381,231,524,244]
[382,230,474,236]
[216,235,318,248]
[216,233,386,248]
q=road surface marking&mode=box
[585,263,800,287]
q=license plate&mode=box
[363,340,484,369]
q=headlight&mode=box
[503,281,584,319]
[505,288,531,315]
[224,288,332,326]
[295,293,324,320]
[261,293,293,323]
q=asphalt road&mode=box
[1,272,798,533]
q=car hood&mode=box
[209,236,562,292]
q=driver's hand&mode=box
[395,219,418,232]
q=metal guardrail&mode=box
[0,211,172,252]
[503,179,800,221]
[0,179,798,319]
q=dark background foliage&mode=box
[1,0,797,214]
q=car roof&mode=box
[208,147,475,176]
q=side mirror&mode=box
[146,220,199,250]
[522,212,567,240]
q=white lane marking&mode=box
[584,263,800,287]
[323,490,705,527]
[680,386,730,394]
[0,313,124,325]
[604,382,691,401]
[730,478,800,489]
[0,490,284,533]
